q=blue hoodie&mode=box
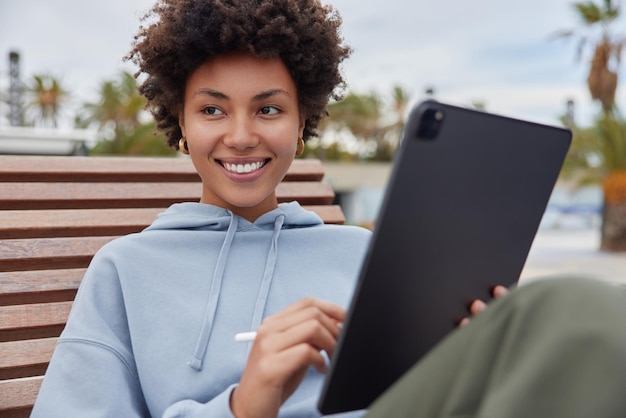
[32,202,371,417]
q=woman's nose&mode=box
[222,115,259,150]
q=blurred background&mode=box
[1,0,625,281]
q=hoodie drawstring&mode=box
[187,213,286,371]
[188,214,239,371]
[246,215,285,355]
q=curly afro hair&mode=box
[126,0,352,148]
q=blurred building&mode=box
[323,162,392,226]
[0,126,97,155]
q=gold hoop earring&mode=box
[179,137,189,155]
[296,137,305,156]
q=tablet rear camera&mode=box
[416,109,444,140]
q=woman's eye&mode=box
[259,106,279,116]
[202,106,223,116]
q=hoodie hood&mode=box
[144,201,323,232]
[144,201,324,371]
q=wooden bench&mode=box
[0,155,344,417]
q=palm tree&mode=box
[318,86,410,161]
[557,0,626,250]
[79,71,175,156]
[382,86,411,157]
[579,0,622,114]
[26,74,69,128]
[79,72,144,132]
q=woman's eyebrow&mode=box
[252,89,291,101]
[192,88,229,100]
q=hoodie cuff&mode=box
[161,384,237,418]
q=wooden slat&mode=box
[0,326,65,345]
[302,205,345,225]
[0,236,116,272]
[0,156,324,182]
[1,206,342,240]
[0,156,199,182]
[0,376,42,415]
[0,269,85,306]
[281,158,325,181]
[0,182,201,210]
[0,338,57,380]
[0,302,72,337]
[0,208,163,239]
[277,182,335,205]
[0,181,333,210]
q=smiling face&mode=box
[180,52,305,221]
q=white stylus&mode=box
[235,323,342,343]
[234,331,257,343]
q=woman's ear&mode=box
[298,115,305,139]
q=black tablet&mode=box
[318,100,572,414]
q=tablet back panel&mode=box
[318,100,572,414]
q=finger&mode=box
[458,317,470,327]
[275,343,329,375]
[259,317,340,358]
[469,299,487,316]
[262,318,333,349]
[284,298,346,323]
[262,307,342,342]
[260,299,345,337]
[492,285,509,299]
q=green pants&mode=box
[366,277,626,418]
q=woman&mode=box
[33,0,626,417]
[32,0,370,417]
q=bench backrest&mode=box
[0,155,343,417]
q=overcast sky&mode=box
[1,0,625,128]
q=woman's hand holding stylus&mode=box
[230,298,345,418]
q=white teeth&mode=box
[224,161,264,174]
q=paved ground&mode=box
[520,227,626,284]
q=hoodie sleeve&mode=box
[30,248,151,417]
